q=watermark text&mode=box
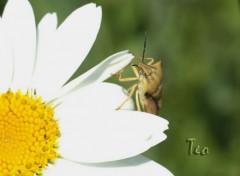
[186,138,209,156]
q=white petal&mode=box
[31,13,58,100]
[57,108,168,163]
[0,18,13,93]
[56,82,134,113]
[44,156,173,176]
[33,3,101,100]
[57,50,134,100]
[35,12,57,70]
[2,0,36,91]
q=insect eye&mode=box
[144,71,152,77]
[143,65,153,77]
[147,73,152,76]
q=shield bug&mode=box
[114,33,163,115]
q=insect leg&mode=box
[116,84,137,110]
[135,56,155,65]
[113,71,138,82]
[135,90,141,111]
[131,64,140,78]
[145,58,155,65]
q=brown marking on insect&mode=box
[137,60,163,114]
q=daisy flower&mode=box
[0,0,173,175]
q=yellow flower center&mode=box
[0,90,60,175]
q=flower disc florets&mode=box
[0,90,60,175]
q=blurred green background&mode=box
[1,0,240,175]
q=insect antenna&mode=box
[142,31,147,63]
